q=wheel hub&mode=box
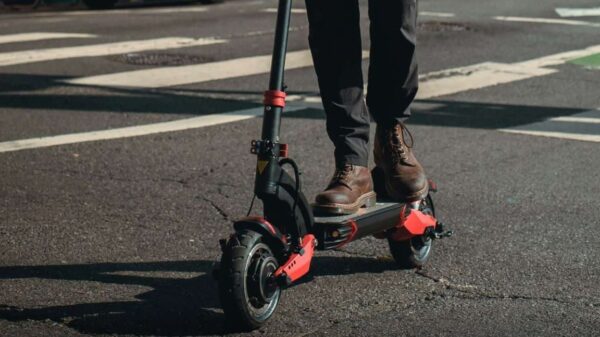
[248,251,279,306]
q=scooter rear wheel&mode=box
[387,194,435,268]
[218,229,281,331]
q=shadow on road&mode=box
[285,101,590,130]
[0,73,261,116]
[0,256,396,335]
[0,73,590,130]
[0,260,224,335]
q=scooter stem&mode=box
[255,0,294,198]
[261,0,292,142]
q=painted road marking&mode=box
[67,50,370,88]
[569,53,600,69]
[283,44,600,103]
[417,62,555,99]
[500,129,600,142]
[68,42,600,98]
[500,109,600,142]
[0,106,305,153]
[417,44,600,99]
[284,44,600,103]
[5,45,600,152]
[0,32,96,45]
[263,8,456,17]
[556,7,600,18]
[263,8,307,14]
[551,116,600,124]
[494,16,600,28]
[420,11,456,18]
[0,6,208,19]
[0,37,228,67]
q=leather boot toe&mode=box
[314,164,376,215]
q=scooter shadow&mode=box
[0,256,396,335]
[290,255,399,287]
[0,260,224,336]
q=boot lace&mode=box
[389,122,414,165]
[330,164,353,190]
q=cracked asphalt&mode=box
[1,0,599,336]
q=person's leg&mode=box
[367,0,428,202]
[306,0,374,214]
[305,0,370,168]
[366,0,418,123]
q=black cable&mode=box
[279,158,301,222]
[246,194,257,217]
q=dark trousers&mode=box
[305,0,419,167]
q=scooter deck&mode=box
[313,201,405,250]
[313,202,403,224]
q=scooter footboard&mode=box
[314,203,404,250]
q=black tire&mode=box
[387,195,435,269]
[82,0,117,9]
[218,230,281,331]
[388,235,432,269]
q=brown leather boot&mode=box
[373,122,428,202]
[314,164,376,215]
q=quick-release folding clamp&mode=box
[251,140,288,158]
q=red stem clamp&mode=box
[263,90,286,108]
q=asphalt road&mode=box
[1,0,599,336]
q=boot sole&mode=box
[313,191,377,215]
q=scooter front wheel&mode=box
[387,194,435,268]
[218,229,281,330]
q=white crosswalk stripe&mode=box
[66,50,369,88]
[494,16,600,28]
[0,32,96,45]
[0,37,228,67]
[1,30,599,152]
[555,7,600,18]
[0,106,305,153]
[0,6,209,19]
[263,8,307,14]
[500,109,600,142]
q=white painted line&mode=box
[6,44,600,152]
[67,50,370,88]
[0,37,228,67]
[0,106,305,153]
[494,16,600,28]
[280,44,600,102]
[517,45,600,68]
[418,44,600,99]
[417,62,555,99]
[2,6,208,18]
[550,116,600,124]
[499,129,600,142]
[132,7,209,14]
[263,8,307,14]
[500,109,600,143]
[420,11,455,18]
[556,7,600,18]
[0,32,96,45]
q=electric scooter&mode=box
[214,0,452,330]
